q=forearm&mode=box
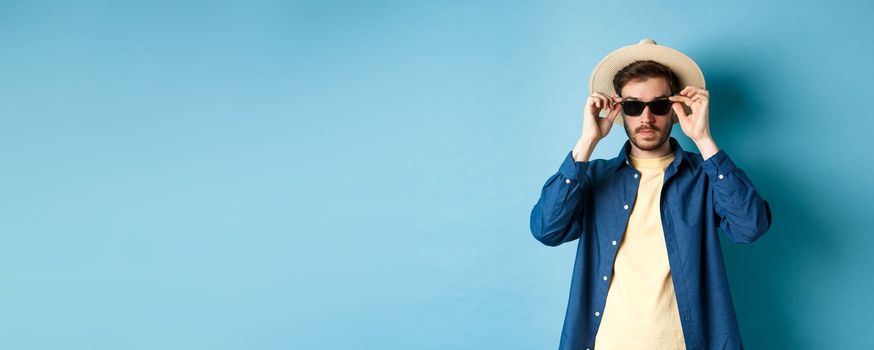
[530,180,585,247]
[701,149,772,243]
[530,150,591,246]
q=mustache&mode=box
[636,126,659,133]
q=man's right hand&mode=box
[573,92,622,162]
[582,92,622,142]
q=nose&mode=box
[641,106,656,122]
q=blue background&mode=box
[2,0,872,349]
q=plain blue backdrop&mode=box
[1,0,872,349]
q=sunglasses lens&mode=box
[650,99,672,115]
[621,101,644,116]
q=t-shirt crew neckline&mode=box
[629,152,675,170]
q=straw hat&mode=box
[589,38,705,125]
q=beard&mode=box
[624,121,671,151]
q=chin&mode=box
[632,134,668,151]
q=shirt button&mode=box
[611,240,617,246]
[633,173,639,179]
[623,204,629,210]
[565,178,571,184]
[594,311,601,317]
[718,174,724,180]
[602,275,608,281]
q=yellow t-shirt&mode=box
[593,152,686,350]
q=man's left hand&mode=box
[669,86,712,142]
[670,86,720,159]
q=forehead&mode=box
[620,77,671,100]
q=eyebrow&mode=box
[624,94,670,101]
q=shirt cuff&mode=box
[700,149,738,181]
[558,150,590,182]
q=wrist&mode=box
[694,135,720,160]
[573,137,598,162]
[692,131,713,143]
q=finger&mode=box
[605,101,621,123]
[589,95,602,110]
[612,92,622,104]
[688,88,708,99]
[672,101,688,120]
[603,92,619,109]
[606,106,620,124]
[587,96,604,115]
[583,101,596,122]
[669,95,694,106]
[595,92,613,109]
[681,87,703,98]
[598,95,612,110]
[592,92,607,109]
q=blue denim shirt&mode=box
[530,137,772,350]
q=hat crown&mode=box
[639,38,657,45]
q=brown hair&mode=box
[612,60,681,97]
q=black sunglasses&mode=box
[620,97,673,117]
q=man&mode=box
[529,39,772,350]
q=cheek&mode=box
[660,118,673,129]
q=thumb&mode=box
[672,102,689,120]
[606,103,621,124]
